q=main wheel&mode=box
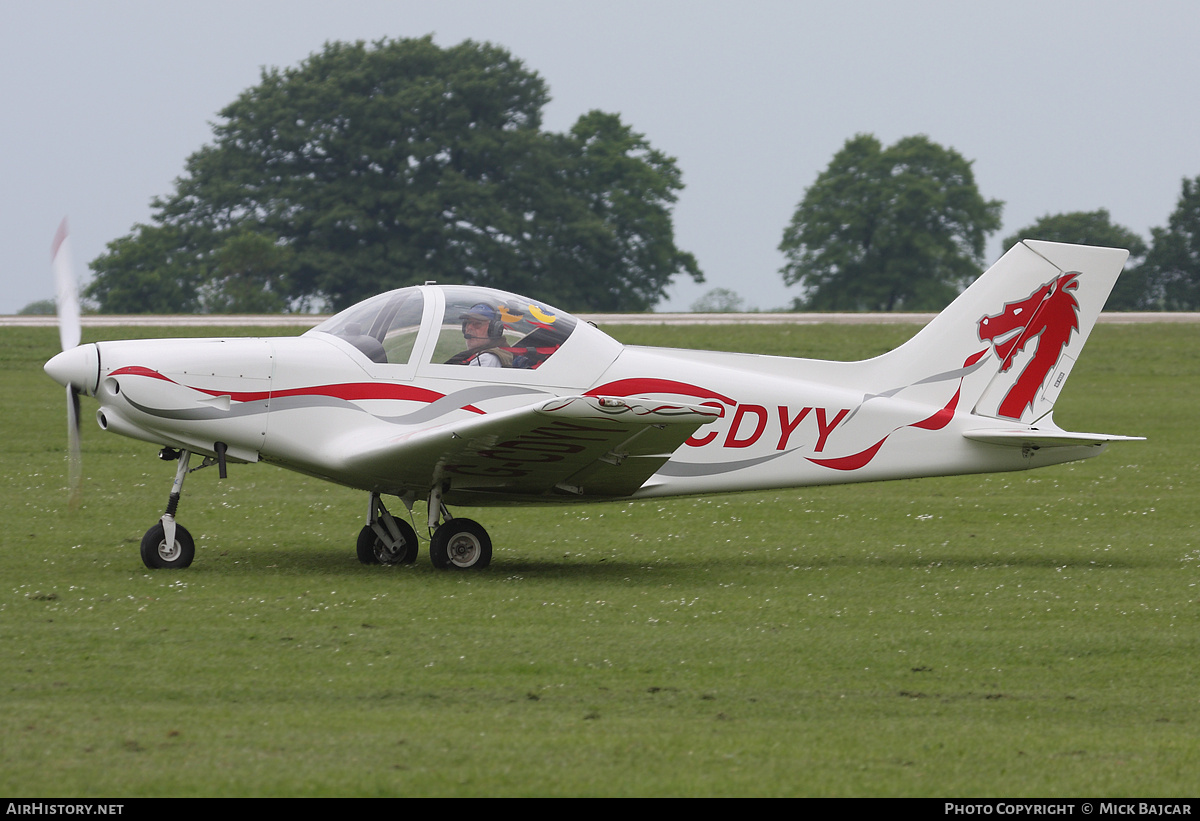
[140,522,195,569]
[356,520,419,565]
[429,519,492,569]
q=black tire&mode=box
[429,519,492,570]
[356,525,380,564]
[356,521,418,565]
[140,522,195,569]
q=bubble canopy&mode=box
[306,285,585,370]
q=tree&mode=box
[1000,209,1149,310]
[86,224,204,313]
[779,134,1002,311]
[87,37,700,313]
[554,111,701,311]
[1001,209,1147,258]
[690,287,745,312]
[198,231,295,313]
[1137,176,1200,310]
[18,299,57,316]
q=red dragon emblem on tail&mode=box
[977,272,1081,420]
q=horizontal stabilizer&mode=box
[963,428,1145,448]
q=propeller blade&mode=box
[53,219,84,507]
[67,385,82,508]
[51,217,81,352]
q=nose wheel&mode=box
[140,521,195,569]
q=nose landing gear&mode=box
[140,448,197,569]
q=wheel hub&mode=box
[158,539,181,562]
[448,534,480,565]
[374,541,402,564]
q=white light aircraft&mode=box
[45,236,1141,570]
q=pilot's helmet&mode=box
[460,303,504,338]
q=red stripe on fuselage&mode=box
[586,378,736,406]
[109,367,483,413]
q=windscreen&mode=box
[307,288,425,364]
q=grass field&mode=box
[1,321,1196,797]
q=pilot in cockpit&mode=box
[445,303,513,367]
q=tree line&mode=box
[778,134,1200,312]
[78,37,1198,315]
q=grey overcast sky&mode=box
[3,0,1198,315]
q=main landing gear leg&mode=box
[426,485,492,570]
[356,492,418,565]
[140,448,196,569]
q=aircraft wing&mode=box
[335,395,721,501]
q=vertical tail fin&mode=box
[869,240,1129,424]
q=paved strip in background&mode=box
[4,311,1199,328]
